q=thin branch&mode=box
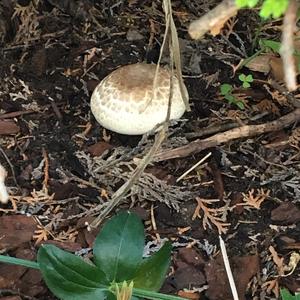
[219,236,240,300]
[155,108,300,161]
[188,0,238,40]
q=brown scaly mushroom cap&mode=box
[90,63,188,135]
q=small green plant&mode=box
[220,83,245,109]
[0,212,184,300]
[238,73,253,88]
[280,288,300,300]
[236,0,289,19]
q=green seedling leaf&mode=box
[238,74,246,82]
[224,94,235,104]
[260,0,289,19]
[133,242,172,291]
[239,74,253,88]
[242,82,250,88]
[280,288,300,300]
[235,0,259,8]
[38,244,110,300]
[245,74,253,82]
[236,101,245,109]
[93,211,145,282]
[220,84,232,95]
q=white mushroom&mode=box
[90,63,188,135]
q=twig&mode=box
[219,236,239,300]
[0,110,35,119]
[280,0,298,91]
[176,152,211,182]
[268,79,300,108]
[155,108,300,161]
[188,0,238,40]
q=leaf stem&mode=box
[0,254,40,269]
[132,287,186,300]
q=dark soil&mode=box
[0,0,299,299]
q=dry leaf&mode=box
[178,290,200,300]
[240,188,270,209]
[33,225,51,245]
[269,246,285,276]
[193,197,230,234]
[245,54,273,74]
[253,99,280,115]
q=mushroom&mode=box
[90,63,188,135]
[0,164,9,204]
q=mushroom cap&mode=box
[90,63,188,135]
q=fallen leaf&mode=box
[271,202,300,224]
[178,290,200,300]
[205,254,259,300]
[87,141,113,157]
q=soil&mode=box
[0,0,299,299]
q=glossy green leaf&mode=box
[133,242,172,291]
[38,244,110,300]
[93,211,145,282]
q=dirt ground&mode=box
[0,0,299,299]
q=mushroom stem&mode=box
[0,164,9,204]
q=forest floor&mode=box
[0,0,299,299]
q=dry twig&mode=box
[155,108,300,161]
[188,0,238,40]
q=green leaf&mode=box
[93,211,145,282]
[220,84,232,95]
[0,254,39,269]
[280,288,300,300]
[245,74,253,82]
[235,0,259,8]
[133,242,172,291]
[225,94,235,104]
[238,74,246,82]
[242,81,250,88]
[38,244,110,300]
[236,101,245,109]
[260,39,281,53]
[260,0,289,19]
